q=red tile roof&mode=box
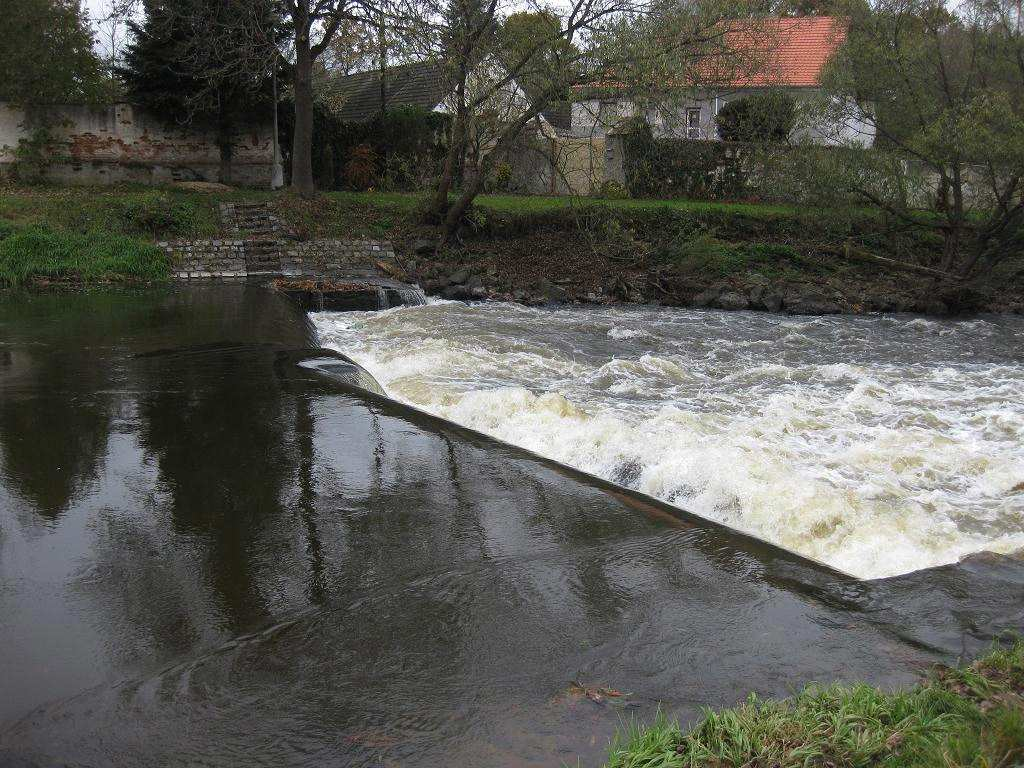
[572,16,848,95]
[720,16,848,88]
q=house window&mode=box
[686,108,702,139]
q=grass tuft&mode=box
[0,225,169,286]
[604,641,1024,768]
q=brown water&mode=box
[0,286,1021,767]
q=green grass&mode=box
[0,224,169,286]
[0,184,228,240]
[321,190,798,217]
[604,641,1024,768]
[652,234,811,278]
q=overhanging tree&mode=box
[813,0,1024,277]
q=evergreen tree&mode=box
[0,0,107,105]
[120,0,278,184]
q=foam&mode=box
[313,303,1024,579]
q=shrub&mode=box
[279,101,450,191]
[716,91,796,143]
[10,127,56,184]
[117,192,202,238]
[595,179,630,199]
[344,144,378,190]
[486,161,514,193]
[623,123,749,200]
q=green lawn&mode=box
[604,641,1024,768]
[322,190,799,217]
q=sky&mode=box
[84,0,137,58]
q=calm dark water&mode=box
[0,286,1021,767]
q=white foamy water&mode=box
[313,302,1024,579]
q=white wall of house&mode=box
[570,89,875,147]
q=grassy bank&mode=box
[0,184,833,287]
[0,223,168,287]
[0,185,231,286]
[605,641,1024,768]
[1,185,1019,310]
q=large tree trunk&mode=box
[218,142,233,185]
[424,78,467,224]
[291,29,316,198]
[940,164,966,273]
[440,111,542,240]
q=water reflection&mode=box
[0,296,116,520]
[0,287,1021,768]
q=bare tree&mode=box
[810,0,1024,277]
[402,0,762,239]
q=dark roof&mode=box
[321,61,449,122]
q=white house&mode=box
[569,16,874,147]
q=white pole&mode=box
[271,56,284,190]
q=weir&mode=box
[0,285,1021,767]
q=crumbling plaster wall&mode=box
[0,102,274,186]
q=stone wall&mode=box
[505,133,607,196]
[282,240,395,278]
[161,240,247,280]
[161,237,397,281]
[0,102,275,187]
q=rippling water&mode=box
[314,302,1024,579]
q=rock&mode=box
[423,278,446,294]
[447,267,472,285]
[442,284,474,300]
[715,291,750,311]
[412,239,436,256]
[785,290,842,315]
[691,288,720,307]
[761,292,783,312]
[466,274,485,291]
[538,278,568,303]
[470,286,488,298]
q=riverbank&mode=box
[1,185,1021,314]
[605,640,1024,768]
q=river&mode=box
[1,287,1022,767]
[314,301,1024,579]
